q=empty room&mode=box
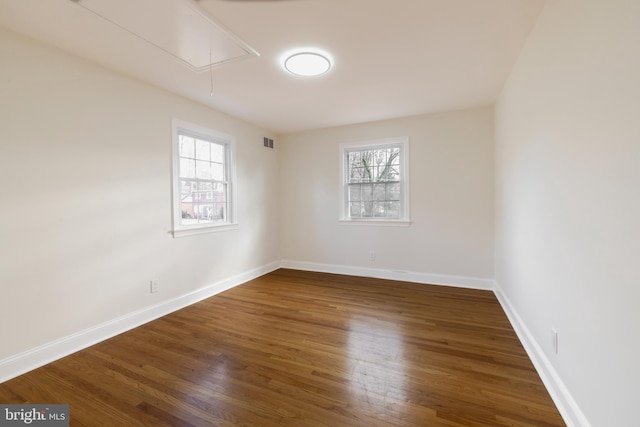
[0,0,637,426]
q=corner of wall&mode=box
[492,281,591,427]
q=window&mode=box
[340,137,410,225]
[171,119,237,237]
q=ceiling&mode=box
[0,0,545,134]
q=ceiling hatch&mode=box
[71,0,259,72]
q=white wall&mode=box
[495,0,640,425]
[0,29,279,363]
[279,108,494,285]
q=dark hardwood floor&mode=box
[0,269,565,426]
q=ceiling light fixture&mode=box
[284,51,332,77]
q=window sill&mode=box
[339,219,411,227]
[171,223,238,238]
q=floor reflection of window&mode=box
[346,317,407,419]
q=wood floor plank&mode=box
[0,269,565,426]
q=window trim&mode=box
[339,137,411,226]
[171,118,238,238]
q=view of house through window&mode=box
[341,138,409,222]
[172,119,236,236]
[178,134,227,225]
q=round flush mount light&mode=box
[284,51,332,77]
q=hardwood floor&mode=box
[0,269,565,426]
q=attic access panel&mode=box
[72,0,259,72]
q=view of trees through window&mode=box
[347,146,401,218]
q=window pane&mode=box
[179,136,195,158]
[195,139,210,161]
[387,183,400,201]
[361,152,374,182]
[373,202,386,217]
[373,183,386,202]
[180,180,196,197]
[180,202,197,225]
[211,143,225,163]
[195,160,213,179]
[348,185,361,202]
[351,165,358,181]
[212,183,226,203]
[348,152,361,171]
[387,201,400,218]
[391,148,400,166]
[179,158,196,178]
[362,201,374,217]
[212,203,226,221]
[349,202,362,218]
[197,204,214,223]
[198,181,213,191]
[198,181,213,202]
[373,163,382,182]
[362,183,373,202]
[212,163,224,181]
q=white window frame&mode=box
[339,137,411,226]
[171,118,238,237]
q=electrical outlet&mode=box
[369,251,375,261]
[150,279,159,294]
[551,328,558,354]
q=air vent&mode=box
[263,137,274,149]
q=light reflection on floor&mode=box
[346,316,407,420]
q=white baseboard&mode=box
[0,260,589,427]
[280,260,495,290]
[493,282,591,427]
[0,261,280,384]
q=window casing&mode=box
[340,137,410,225]
[171,119,237,237]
